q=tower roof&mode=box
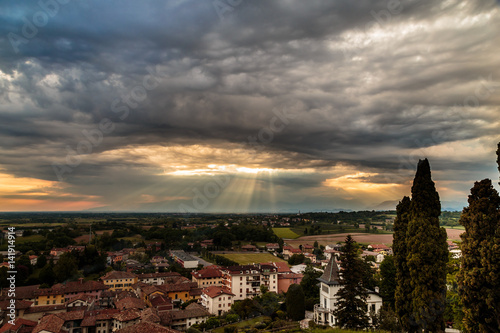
[317,255,340,285]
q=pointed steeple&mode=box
[318,255,340,285]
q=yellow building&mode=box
[191,266,223,288]
[100,271,138,291]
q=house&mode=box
[65,294,95,310]
[362,251,385,263]
[304,252,316,263]
[0,300,33,319]
[100,271,138,291]
[111,309,141,331]
[158,282,201,303]
[241,244,257,252]
[160,303,210,331]
[265,243,280,252]
[191,266,223,288]
[314,256,382,327]
[29,255,38,266]
[170,251,199,269]
[31,314,66,333]
[79,308,120,333]
[302,244,314,253]
[220,264,278,301]
[149,294,173,313]
[114,296,146,311]
[201,286,235,316]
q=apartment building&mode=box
[200,286,235,316]
[220,264,278,301]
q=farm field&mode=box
[272,227,300,239]
[220,253,287,265]
[284,228,462,247]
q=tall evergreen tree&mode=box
[285,284,305,321]
[497,141,500,183]
[457,179,500,332]
[333,235,369,329]
[406,159,448,332]
[380,255,396,311]
[393,196,415,331]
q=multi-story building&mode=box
[33,280,108,306]
[200,286,235,316]
[100,271,138,291]
[220,264,278,300]
[314,256,382,327]
[191,266,223,288]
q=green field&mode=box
[220,253,287,265]
[15,235,45,243]
[272,227,301,239]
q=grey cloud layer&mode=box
[0,0,499,211]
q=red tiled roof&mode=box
[25,304,66,314]
[0,299,33,310]
[191,268,222,279]
[116,322,180,333]
[0,318,37,333]
[115,297,146,310]
[101,271,137,280]
[56,310,85,321]
[141,308,161,323]
[32,314,65,333]
[112,309,141,322]
[202,286,235,298]
[159,282,197,293]
[271,262,291,273]
[0,285,39,301]
[35,280,107,296]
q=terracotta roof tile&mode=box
[32,314,65,333]
[202,286,234,298]
[101,271,137,280]
[115,322,180,333]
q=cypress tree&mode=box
[285,283,305,321]
[393,196,415,331]
[406,159,448,332]
[457,179,500,332]
[333,234,369,329]
[497,142,500,183]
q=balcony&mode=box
[314,303,331,314]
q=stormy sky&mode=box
[0,0,499,212]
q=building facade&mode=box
[314,256,382,327]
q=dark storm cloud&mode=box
[0,0,499,211]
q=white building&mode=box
[201,286,235,316]
[314,256,383,327]
[221,263,278,300]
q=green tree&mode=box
[54,252,78,282]
[333,235,369,329]
[285,284,305,321]
[36,254,47,268]
[406,159,448,332]
[39,263,56,286]
[457,179,500,332]
[393,196,413,331]
[300,265,322,310]
[380,255,396,310]
[287,253,305,265]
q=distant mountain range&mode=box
[370,200,466,212]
